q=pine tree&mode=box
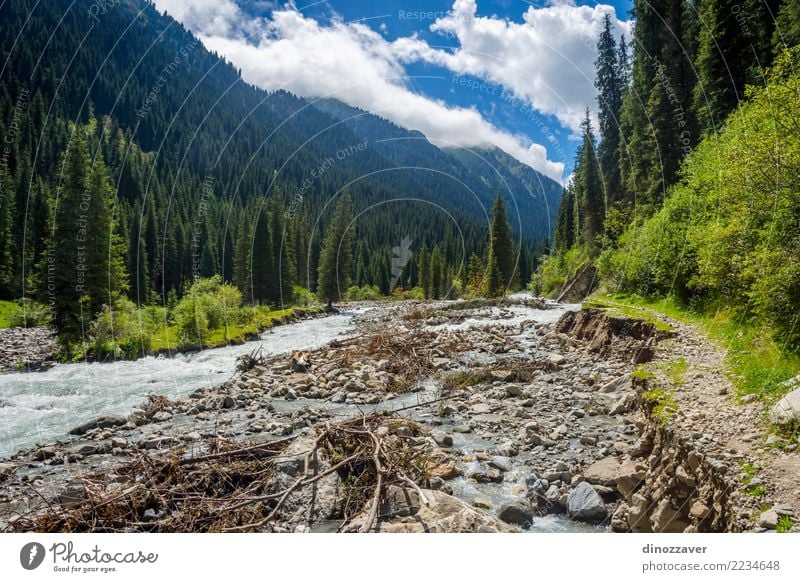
[251,205,273,304]
[0,167,16,297]
[619,0,695,209]
[41,127,125,344]
[268,197,294,305]
[233,213,253,302]
[317,194,353,308]
[595,14,624,204]
[774,0,800,51]
[518,239,531,289]
[417,243,432,299]
[483,195,516,297]
[574,111,604,250]
[431,246,443,299]
[466,253,484,297]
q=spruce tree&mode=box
[417,243,432,299]
[574,111,604,250]
[317,194,353,308]
[484,195,516,297]
[595,14,624,204]
[233,214,253,302]
[251,205,273,304]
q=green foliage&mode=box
[174,276,242,349]
[7,298,52,327]
[533,245,591,297]
[291,286,317,307]
[602,48,800,350]
[642,386,678,427]
[0,300,16,327]
[346,285,382,301]
[776,515,794,533]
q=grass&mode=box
[631,365,656,382]
[583,297,675,332]
[0,300,18,328]
[592,294,800,404]
[739,461,766,497]
[777,515,794,533]
[659,357,689,386]
[642,386,678,427]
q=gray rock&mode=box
[497,501,534,527]
[758,509,780,529]
[469,467,504,484]
[770,386,800,426]
[431,430,453,447]
[68,414,127,435]
[488,456,512,472]
[650,498,689,533]
[567,482,607,522]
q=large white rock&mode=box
[770,384,800,426]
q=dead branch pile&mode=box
[5,412,432,533]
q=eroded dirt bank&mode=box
[0,299,796,532]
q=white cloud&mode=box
[150,1,630,182]
[395,0,631,131]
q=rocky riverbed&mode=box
[0,298,796,533]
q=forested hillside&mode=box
[541,0,800,352]
[0,0,558,351]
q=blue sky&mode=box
[154,1,634,182]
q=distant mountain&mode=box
[312,99,562,242]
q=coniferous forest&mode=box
[0,0,556,354]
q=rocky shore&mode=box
[0,326,57,373]
[0,298,796,533]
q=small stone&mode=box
[472,497,492,510]
[431,430,453,447]
[489,456,512,472]
[758,509,780,529]
[690,501,710,521]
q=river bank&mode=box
[0,306,327,374]
[1,297,796,533]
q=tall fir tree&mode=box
[484,195,516,297]
[417,243,432,299]
[595,14,624,204]
[250,205,273,304]
[317,194,353,308]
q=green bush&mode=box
[9,298,52,327]
[532,245,591,297]
[173,276,243,348]
[292,285,318,307]
[346,284,383,301]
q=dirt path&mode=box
[634,309,799,531]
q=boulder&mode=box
[68,414,127,435]
[377,489,516,533]
[770,386,800,427]
[567,482,607,522]
[584,457,621,486]
[758,509,780,530]
[497,501,534,527]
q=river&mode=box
[0,311,359,459]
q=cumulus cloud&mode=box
[151,1,629,182]
[395,0,631,131]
